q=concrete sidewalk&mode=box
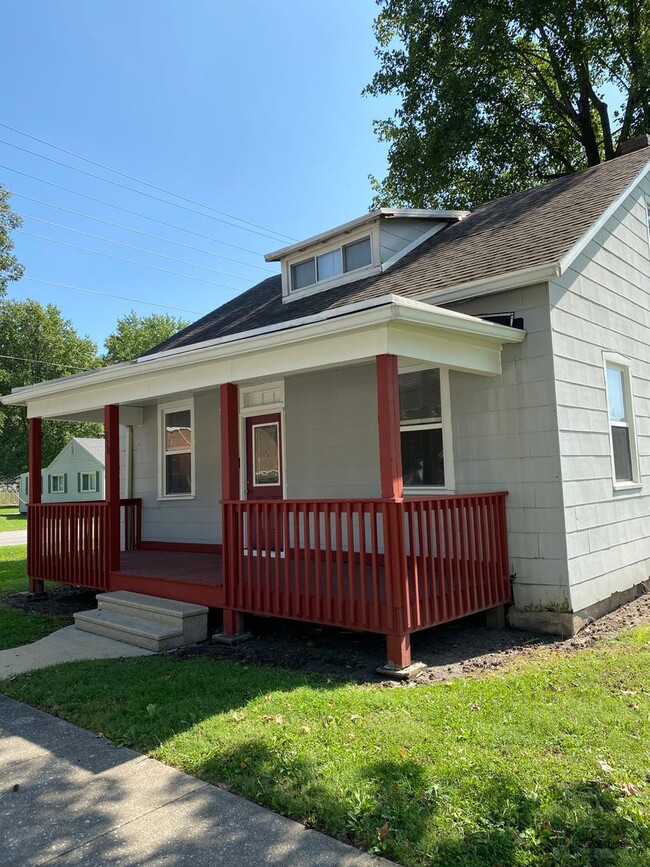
[0,626,153,680]
[0,695,393,866]
[0,529,27,546]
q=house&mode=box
[18,438,105,514]
[3,135,650,669]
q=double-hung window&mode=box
[399,368,450,489]
[50,474,65,493]
[159,400,194,497]
[605,357,639,486]
[79,472,97,493]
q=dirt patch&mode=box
[176,592,650,685]
[5,585,650,685]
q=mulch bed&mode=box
[5,583,650,685]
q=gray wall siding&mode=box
[42,440,105,503]
[550,177,650,612]
[132,389,221,544]
[379,219,441,262]
[447,285,570,611]
[285,364,381,499]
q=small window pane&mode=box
[401,428,445,487]
[253,423,280,485]
[612,426,634,481]
[317,248,342,281]
[399,369,441,424]
[343,237,372,272]
[606,367,626,422]
[291,258,316,291]
[165,410,192,451]
[166,453,192,495]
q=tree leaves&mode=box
[0,186,23,297]
[366,0,650,208]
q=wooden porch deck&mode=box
[109,549,225,607]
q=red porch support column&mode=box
[376,353,403,501]
[104,404,121,573]
[219,382,247,640]
[27,417,44,594]
[376,354,411,670]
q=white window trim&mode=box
[398,364,455,494]
[79,471,97,493]
[50,474,65,494]
[282,226,381,301]
[250,421,281,487]
[603,353,641,491]
[158,398,195,500]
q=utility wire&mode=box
[0,121,296,242]
[11,193,274,273]
[19,229,244,291]
[0,164,271,259]
[0,354,90,372]
[0,137,291,243]
[21,276,203,315]
[20,213,255,281]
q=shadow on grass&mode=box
[4,655,650,866]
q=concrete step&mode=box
[73,609,184,652]
[74,591,209,650]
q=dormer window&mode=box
[290,236,372,293]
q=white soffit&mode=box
[1,296,524,418]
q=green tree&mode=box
[0,185,24,295]
[103,311,188,364]
[0,299,101,482]
[366,0,650,208]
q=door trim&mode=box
[238,382,286,500]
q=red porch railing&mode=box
[28,498,143,590]
[222,493,510,635]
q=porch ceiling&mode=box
[1,295,525,420]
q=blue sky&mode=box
[2,0,397,350]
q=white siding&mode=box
[42,439,105,503]
[550,176,650,611]
[379,219,440,262]
[285,364,380,499]
[132,389,221,544]
[447,285,570,611]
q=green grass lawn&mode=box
[0,507,27,531]
[0,544,65,649]
[3,627,650,866]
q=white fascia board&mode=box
[2,296,523,415]
[559,157,650,273]
[419,262,561,307]
[265,209,467,261]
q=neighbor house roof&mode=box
[147,146,650,356]
[72,438,105,466]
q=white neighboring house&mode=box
[19,438,105,513]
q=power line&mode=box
[11,193,275,273]
[0,354,90,372]
[0,137,291,244]
[0,121,296,243]
[19,229,244,291]
[21,276,203,315]
[20,212,255,282]
[0,163,272,259]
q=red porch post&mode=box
[376,354,411,669]
[219,382,246,639]
[27,417,44,594]
[104,404,121,572]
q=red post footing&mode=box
[386,633,411,669]
[223,608,244,636]
[28,578,45,595]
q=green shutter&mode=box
[64,473,68,494]
[77,472,82,493]
[95,470,100,494]
[47,475,51,494]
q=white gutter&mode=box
[1,296,524,406]
[420,263,562,307]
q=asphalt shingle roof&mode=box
[147,148,650,356]
[74,438,105,465]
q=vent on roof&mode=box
[619,134,650,155]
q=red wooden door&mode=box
[245,413,283,500]
[245,414,283,553]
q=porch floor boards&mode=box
[118,550,224,586]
